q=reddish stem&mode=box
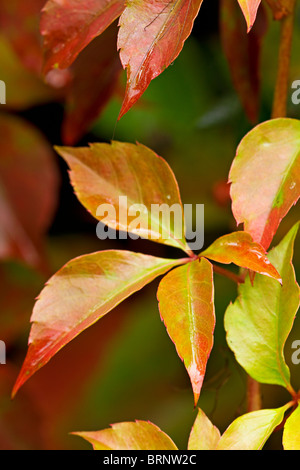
[272,0,296,118]
[213,264,245,284]
[247,377,262,412]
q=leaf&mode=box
[0,0,46,75]
[56,141,191,254]
[40,0,125,74]
[283,403,300,450]
[157,258,215,405]
[229,118,300,250]
[62,24,122,145]
[265,0,290,21]
[217,405,290,450]
[224,223,300,391]
[188,408,221,450]
[200,231,281,282]
[74,406,290,451]
[0,36,59,110]
[237,0,261,32]
[74,421,178,450]
[12,251,185,396]
[0,114,59,269]
[117,0,204,119]
[220,0,267,123]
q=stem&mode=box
[186,249,198,260]
[212,264,245,284]
[287,383,298,400]
[265,0,291,20]
[272,0,296,118]
[247,376,262,412]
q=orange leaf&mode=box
[13,251,184,397]
[157,258,215,406]
[200,232,282,283]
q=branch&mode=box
[265,0,294,20]
[247,376,262,412]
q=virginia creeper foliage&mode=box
[0,0,299,452]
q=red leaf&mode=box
[220,0,267,123]
[200,231,282,282]
[12,251,184,397]
[229,118,300,250]
[157,258,215,406]
[237,0,262,32]
[117,0,204,119]
[0,115,59,269]
[41,0,125,74]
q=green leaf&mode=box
[12,251,185,396]
[56,141,191,254]
[217,405,290,450]
[229,118,300,250]
[200,231,281,282]
[73,421,178,450]
[157,258,215,406]
[283,403,300,450]
[224,223,300,391]
[188,408,221,450]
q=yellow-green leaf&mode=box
[188,408,221,450]
[74,421,178,450]
[283,403,300,450]
[224,223,300,392]
[13,251,185,396]
[217,405,290,450]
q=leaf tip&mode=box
[11,373,25,400]
[247,23,253,33]
[188,361,204,407]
